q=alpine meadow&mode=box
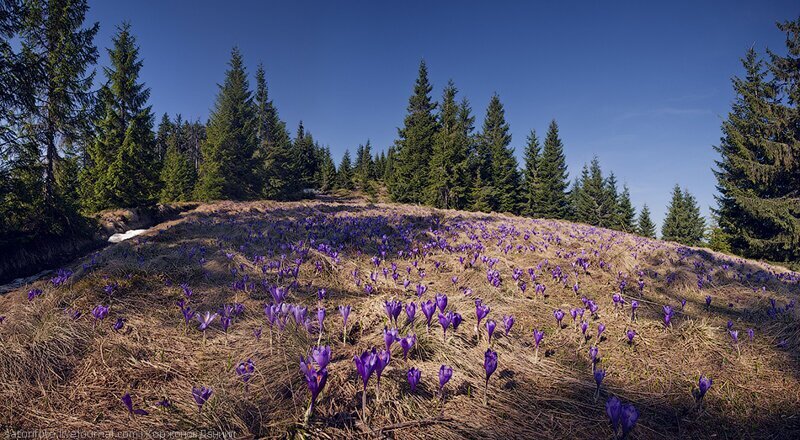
[1,1,800,439]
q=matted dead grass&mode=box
[0,199,799,439]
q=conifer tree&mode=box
[522,130,541,216]
[80,23,158,210]
[155,113,173,162]
[195,47,257,200]
[337,149,354,190]
[388,60,438,203]
[604,172,620,228]
[16,0,98,232]
[714,25,800,261]
[318,147,337,192]
[574,157,614,227]
[662,185,705,245]
[292,121,319,192]
[354,140,375,189]
[534,120,570,219]
[478,94,521,213]
[427,80,468,209]
[616,184,636,232]
[637,204,656,238]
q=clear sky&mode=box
[86,0,799,230]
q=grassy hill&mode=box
[1,199,798,438]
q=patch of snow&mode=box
[108,229,149,243]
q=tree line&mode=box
[7,1,794,264]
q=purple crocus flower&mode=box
[407,367,421,392]
[630,300,639,321]
[235,359,255,386]
[705,295,712,309]
[192,386,213,412]
[436,293,448,312]
[400,334,416,360]
[554,309,565,329]
[597,323,606,340]
[405,302,416,323]
[580,320,589,336]
[383,327,399,352]
[113,317,126,331]
[354,349,378,409]
[312,345,331,369]
[662,305,673,328]
[438,364,453,396]
[451,312,463,331]
[121,392,149,416]
[196,311,218,332]
[606,396,622,436]
[317,288,327,300]
[384,299,402,324]
[421,300,436,330]
[532,328,544,361]
[626,329,636,344]
[486,319,497,344]
[438,311,453,341]
[27,289,43,301]
[695,375,713,402]
[300,356,328,424]
[375,350,391,391]
[339,305,351,343]
[729,330,739,343]
[589,346,600,370]
[503,315,514,336]
[253,326,262,340]
[91,305,109,322]
[747,328,754,341]
[620,403,639,438]
[594,368,606,400]
[483,349,498,405]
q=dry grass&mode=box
[1,199,799,439]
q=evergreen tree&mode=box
[292,121,319,192]
[522,130,541,216]
[195,47,257,200]
[478,94,521,213]
[374,150,386,179]
[388,60,438,203]
[426,80,468,209]
[714,26,800,261]
[254,63,296,200]
[159,115,196,202]
[155,113,173,162]
[662,185,705,245]
[604,172,621,228]
[318,146,337,192]
[455,98,476,209]
[16,0,98,232]
[574,157,615,227]
[337,149,354,190]
[661,185,685,243]
[354,140,375,189]
[534,120,570,219]
[82,23,157,210]
[637,204,656,238]
[616,184,636,232]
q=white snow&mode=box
[108,229,149,243]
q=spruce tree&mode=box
[337,149,354,190]
[84,23,158,210]
[522,130,541,216]
[318,147,337,192]
[603,172,620,228]
[388,60,438,203]
[714,27,800,261]
[478,94,521,213]
[662,185,705,245]
[155,113,173,162]
[195,47,257,200]
[534,120,570,219]
[574,157,614,227]
[616,184,636,232]
[637,204,656,238]
[292,121,319,193]
[426,80,468,209]
[18,0,97,231]
[454,98,476,209]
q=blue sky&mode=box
[86,0,799,230]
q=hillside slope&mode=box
[1,200,798,438]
